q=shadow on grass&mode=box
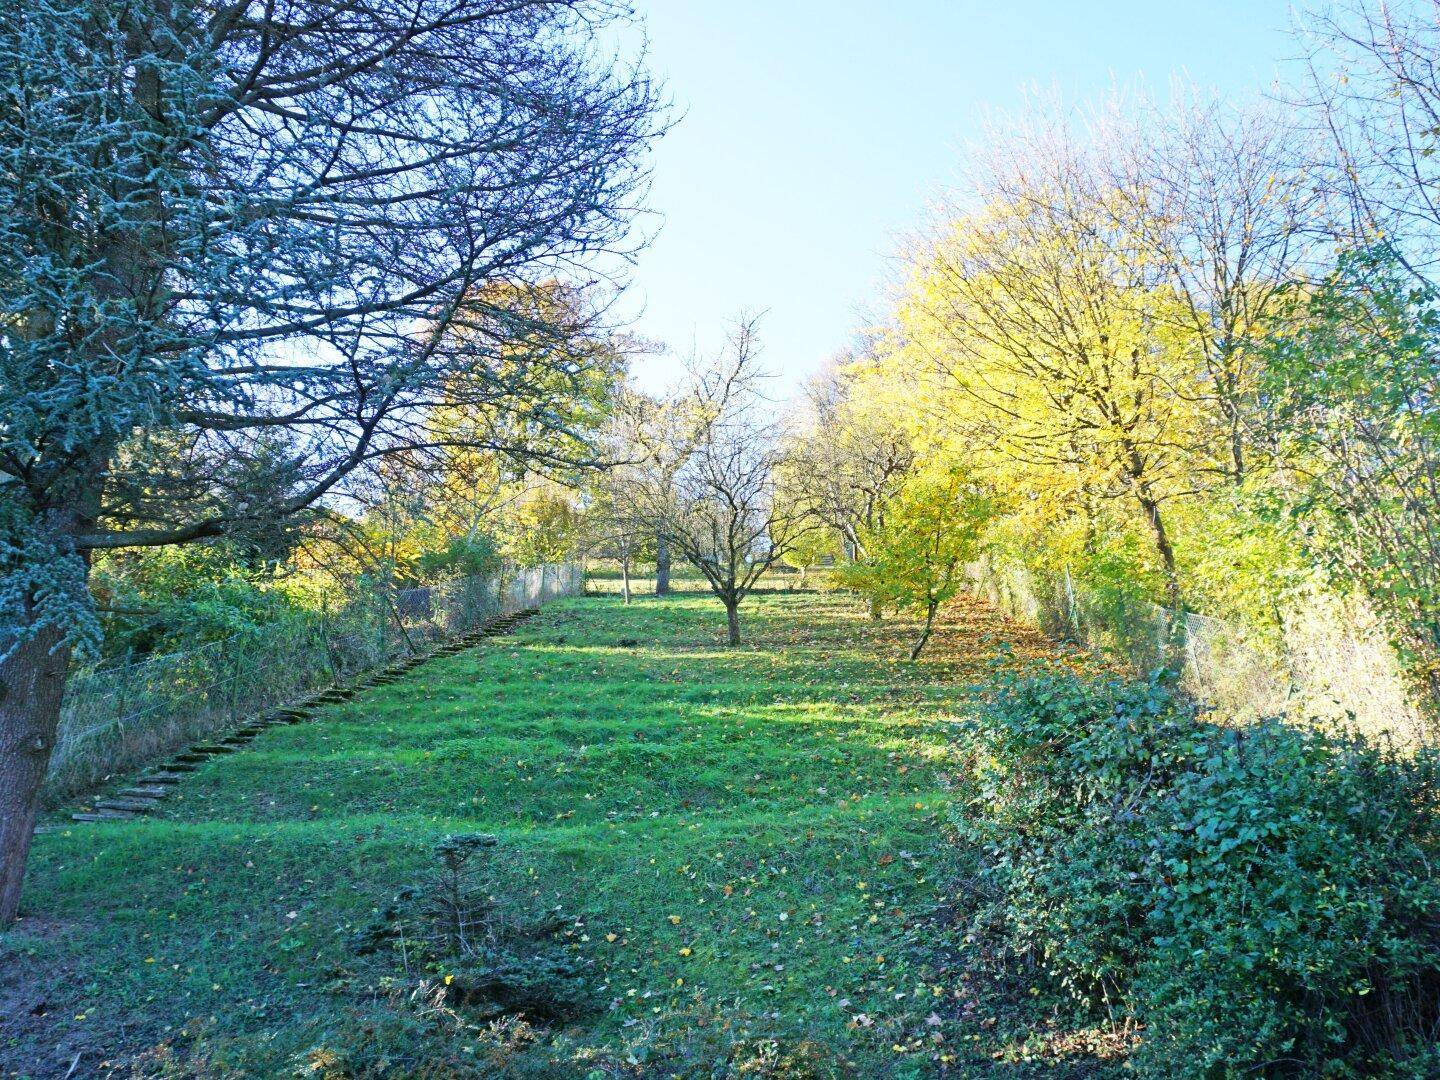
[4,588,1122,1079]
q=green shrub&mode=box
[91,542,319,658]
[957,663,1440,1076]
[414,533,501,581]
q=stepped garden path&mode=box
[1,586,1102,1078]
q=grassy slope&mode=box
[3,587,1101,1078]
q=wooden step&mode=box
[93,797,158,814]
[117,786,169,799]
[72,810,141,822]
[190,744,236,755]
[138,773,186,785]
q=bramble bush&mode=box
[957,662,1440,1076]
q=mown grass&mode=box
[2,587,1111,1078]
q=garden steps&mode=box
[65,606,541,826]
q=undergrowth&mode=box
[955,660,1440,1076]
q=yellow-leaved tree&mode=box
[839,461,996,659]
[879,108,1219,641]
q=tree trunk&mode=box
[1135,490,1185,659]
[1218,366,1246,483]
[0,625,71,922]
[868,596,882,621]
[621,548,631,605]
[909,601,939,661]
[1228,413,1245,484]
[654,534,670,597]
[797,564,807,590]
[724,598,741,647]
[1136,495,1181,611]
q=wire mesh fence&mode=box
[49,563,582,802]
[968,556,1430,744]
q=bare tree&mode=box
[1296,0,1440,276]
[784,350,915,563]
[594,371,703,600]
[0,0,661,920]
[1101,91,1324,481]
[586,420,654,605]
[623,318,813,645]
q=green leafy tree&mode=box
[500,483,585,568]
[1263,247,1440,697]
[776,527,843,589]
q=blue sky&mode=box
[619,0,1302,394]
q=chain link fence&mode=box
[49,563,582,802]
[968,556,1431,744]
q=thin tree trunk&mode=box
[1218,365,1246,483]
[868,596,882,621]
[382,579,416,656]
[0,625,70,922]
[1135,489,1185,658]
[654,534,670,597]
[724,598,741,646]
[621,547,631,605]
[909,601,939,661]
[1137,494,1181,611]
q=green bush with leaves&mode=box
[957,663,1440,1075]
[1263,247,1440,696]
[414,533,502,582]
[90,542,319,659]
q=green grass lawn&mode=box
[2,588,1109,1078]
